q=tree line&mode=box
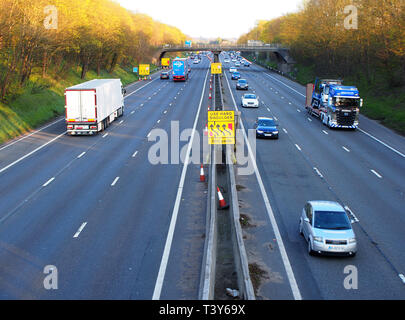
[238,0,404,88]
[0,0,186,100]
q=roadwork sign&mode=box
[208,111,235,144]
[161,58,170,66]
[139,64,150,76]
[211,63,222,74]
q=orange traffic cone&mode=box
[217,187,228,209]
[200,164,205,182]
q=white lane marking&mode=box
[267,108,271,112]
[283,128,288,134]
[131,110,135,114]
[102,133,108,138]
[274,116,278,121]
[0,132,66,174]
[297,109,301,113]
[224,71,302,300]
[344,206,359,223]
[289,102,292,105]
[371,169,382,179]
[342,146,350,152]
[124,77,158,98]
[152,68,210,300]
[0,118,64,151]
[313,167,323,178]
[264,72,405,159]
[132,151,138,158]
[73,222,87,238]
[295,144,302,151]
[164,110,167,114]
[322,130,328,135]
[111,176,120,186]
[399,274,405,284]
[119,120,124,124]
[43,177,55,187]
[357,128,405,159]
[147,131,151,138]
[307,117,312,122]
[77,151,86,158]
[264,73,305,97]
[169,103,172,106]
[157,119,160,124]
[140,103,144,107]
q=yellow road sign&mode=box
[211,63,222,74]
[139,64,150,76]
[208,111,235,144]
[161,58,170,66]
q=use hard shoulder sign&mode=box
[211,63,222,74]
[208,111,235,144]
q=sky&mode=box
[117,0,302,39]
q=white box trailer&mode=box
[65,79,124,135]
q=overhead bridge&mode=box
[156,44,295,71]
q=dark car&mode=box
[254,117,279,139]
[236,79,248,90]
[231,71,241,80]
[160,71,170,79]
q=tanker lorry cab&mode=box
[306,78,363,129]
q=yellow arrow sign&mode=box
[211,63,222,74]
[139,64,150,76]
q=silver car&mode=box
[299,201,357,256]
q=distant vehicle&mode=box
[65,79,124,135]
[235,62,241,67]
[236,79,248,90]
[241,93,259,108]
[232,58,236,62]
[254,117,279,139]
[229,67,237,73]
[224,58,230,63]
[172,58,189,81]
[244,61,250,67]
[160,71,170,79]
[299,201,357,256]
[231,72,241,80]
[305,78,363,129]
[193,59,199,64]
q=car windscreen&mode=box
[244,94,256,99]
[238,80,247,84]
[258,119,275,127]
[314,211,351,230]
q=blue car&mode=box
[254,117,279,139]
[231,71,241,80]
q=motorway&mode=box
[0,58,212,299]
[0,52,404,300]
[220,53,405,299]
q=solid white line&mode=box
[73,222,87,238]
[371,169,382,179]
[152,68,209,300]
[264,73,305,97]
[124,77,158,99]
[102,133,108,138]
[313,167,323,178]
[43,177,55,187]
[0,132,66,174]
[132,151,138,158]
[322,130,328,135]
[342,146,350,152]
[0,118,64,151]
[111,176,120,186]
[224,71,302,300]
[295,144,302,151]
[77,151,86,158]
[357,128,405,159]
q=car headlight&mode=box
[273,131,279,134]
[349,238,356,243]
[257,130,263,133]
[313,236,323,243]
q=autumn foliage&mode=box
[0,0,186,100]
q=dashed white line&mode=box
[73,222,87,238]
[344,206,359,223]
[342,146,350,152]
[295,144,302,151]
[164,110,167,114]
[370,169,382,179]
[131,110,135,114]
[307,117,312,122]
[119,120,124,124]
[132,151,138,158]
[313,167,323,178]
[43,177,55,187]
[102,133,108,138]
[282,128,288,134]
[147,131,152,138]
[157,119,161,124]
[267,108,271,112]
[274,116,278,121]
[77,152,86,158]
[297,109,301,113]
[322,130,328,135]
[111,176,120,186]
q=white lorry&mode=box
[65,79,125,135]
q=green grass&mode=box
[0,64,158,145]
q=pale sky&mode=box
[117,0,302,39]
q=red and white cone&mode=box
[217,187,228,209]
[204,123,208,135]
[208,92,212,99]
[200,164,205,182]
